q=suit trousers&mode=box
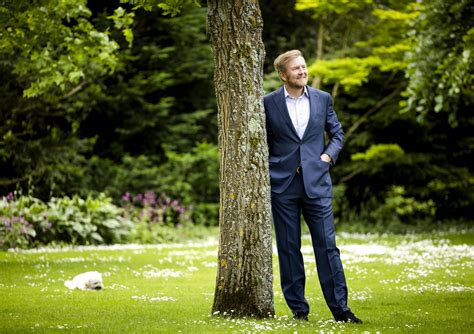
[271,171,350,317]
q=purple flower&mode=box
[122,192,131,202]
[143,191,157,206]
[133,194,143,204]
[2,216,32,235]
[2,217,12,230]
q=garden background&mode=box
[1,0,473,245]
[1,0,473,246]
[0,0,473,332]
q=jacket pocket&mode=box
[318,158,331,167]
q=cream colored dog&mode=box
[64,271,104,290]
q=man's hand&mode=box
[320,153,332,163]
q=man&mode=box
[264,50,361,323]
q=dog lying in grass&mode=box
[64,271,104,290]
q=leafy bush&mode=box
[121,191,191,227]
[335,184,437,232]
[44,194,133,245]
[1,193,48,249]
[0,190,215,249]
[86,143,220,227]
[155,142,219,226]
[156,143,219,203]
[0,216,36,249]
[88,155,164,200]
[379,185,436,220]
[0,192,133,249]
[120,191,216,244]
[191,202,219,227]
[351,143,404,163]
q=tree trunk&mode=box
[311,19,325,89]
[207,0,274,318]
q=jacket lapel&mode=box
[302,87,322,139]
[272,87,299,138]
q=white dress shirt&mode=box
[285,86,310,139]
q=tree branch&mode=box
[345,83,405,141]
[0,175,30,186]
[340,169,361,183]
[62,80,88,99]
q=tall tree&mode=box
[207,0,274,318]
[127,0,275,317]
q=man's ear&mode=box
[279,71,287,82]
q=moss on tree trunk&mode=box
[207,0,274,318]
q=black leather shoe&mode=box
[292,312,309,321]
[334,311,362,324]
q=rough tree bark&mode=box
[207,0,275,318]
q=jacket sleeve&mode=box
[323,94,344,165]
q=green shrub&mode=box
[44,194,133,245]
[86,143,220,226]
[191,202,219,227]
[1,193,47,249]
[380,185,436,219]
[128,222,194,244]
[154,143,219,219]
[88,155,164,199]
[334,184,437,232]
[0,216,36,249]
[121,191,192,227]
[0,192,133,249]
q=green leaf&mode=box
[101,219,121,229]
[123,28,133,47]
[351,144,405,162]
[68,70,84,83]
[91,232,104,242]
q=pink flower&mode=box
[143,191,157,206]
[122,192,131,202]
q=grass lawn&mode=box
[1,229,473,333]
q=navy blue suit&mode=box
[264,85,350,318]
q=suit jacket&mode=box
[264,85,344,198]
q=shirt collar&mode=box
[284,85,308,99]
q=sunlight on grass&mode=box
[1,231,472,333]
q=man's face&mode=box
[280,56,308,90]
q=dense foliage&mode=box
[0,191,205,249]
[0,1,216,200]
[0,0,472,242]
[0,192,132,249]
[404,0,473,127]
[291,0,473,223]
